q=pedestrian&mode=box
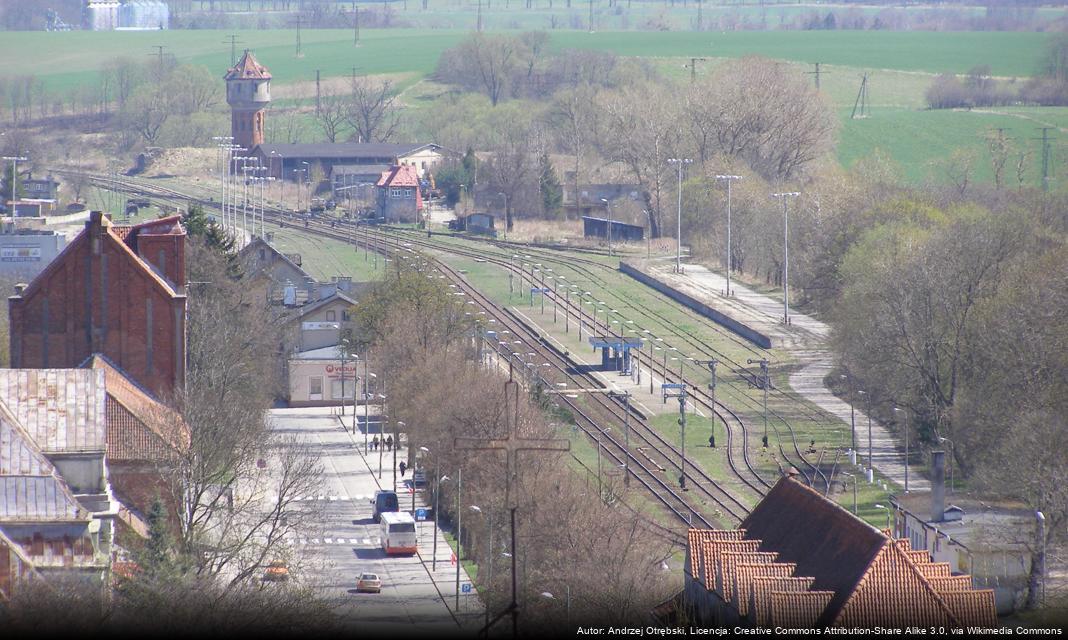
[372,436,379,451]
[708,434,716,448]
[399,461,407,477]
[386,435,394,451]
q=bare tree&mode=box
[345,76,401,143]
[313,95,349,143]
[435,33,522,106]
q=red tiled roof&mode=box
[916,562,953,578]
[687,529,744,586]
[752,577,815,627]
[376,163,420,188]
[225,49,271,80]
[703,539,760,592]
[735,563,795,617]
[721,551,779,605]
[770,590,834,627]
[927,576,974,593]
[940,590,999,627]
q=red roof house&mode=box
[375,164,423,223]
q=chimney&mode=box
[931,451,946,522]
[13,283,27,296]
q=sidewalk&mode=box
[332,408,486,630]
[643,260,929,493]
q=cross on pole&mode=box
[456,379,570,638]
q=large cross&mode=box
[455,379,570,639]
[455,379,571,509]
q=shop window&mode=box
[309,376,323,400]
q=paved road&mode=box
[268,407,475,634]
[646,260,929,493]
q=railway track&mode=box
[67,171,766,534]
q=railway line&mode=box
[66,170,857,526]
[66,170,775,538]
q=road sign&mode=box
[415,508,428,521]
[461,583,472,594]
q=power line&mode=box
[223,34,241,66]
[806,62,828,91]
[1034,127,1055,191]
[850,73,870,120]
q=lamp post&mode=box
[715,174,741,297]
[748,358,770,447]
[394,420,405,492]
[377,394,387,479]
[893,407,909,493]
[2,155,28,205]
[858,389,873,482]
[842,472,857,514]
[771,191,800,324]
[939,437,955,494]
[697,359,718,448]
[470,504,493,629]
[600,197,613,256]
[875,503,891,532]
[666,158,692,273]
[541,586,571,629]
[841,374,856,464]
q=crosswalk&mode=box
[253,534,381,547]
[271,494,378,503]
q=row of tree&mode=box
[348,262,677,628]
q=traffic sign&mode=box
[461,583,472,594]
[415,508,428,521]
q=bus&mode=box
[380,511,417,555]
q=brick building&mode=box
[225,50,271,153]
[375,164,423,223]
[8,211,187,398]
[683,475,998,628]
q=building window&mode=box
[309,376,323,399]
[390,188,402,198]
[342,310,351,322]
[404,188,413,198]
[326,310,336,321]
[331,378,356,400]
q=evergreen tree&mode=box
[143,496,174,576]
[183,203,237,257]
[539,154,563,219]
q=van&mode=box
[371,490,399,523]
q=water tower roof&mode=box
[225,49,271,80]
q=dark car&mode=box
[326,200,337,210]
[370,490,399,523]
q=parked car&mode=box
[371,490,399,523]
[412,468,427,488]
[356,572,381,593]
[262,560,289,582]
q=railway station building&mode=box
[683,475,998,628]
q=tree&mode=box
[345,76,401,143]
[120,85,170,146]
[483,107,540,231]
[313,94,349,143]
[435,33,523,106]
[539,153,563,218]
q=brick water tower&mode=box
[225,49,271,151]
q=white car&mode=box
[356,572,381,593]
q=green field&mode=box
[2,28,1051,93]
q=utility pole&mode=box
[149,45,167,80]
[1036,127,1054,191]
[353,2,360,45]
[224,35,241,65]
[295,14,303,57]
[588,0,594,33]
[688,58,706,83]
[850,73,870,119]
[748,359,769,448]
[696,0,703,31]
[315,69,321,115]
[696,360,718,447]
[667,158,692,273]
[771,191,800,324]
[477,0,483,32]
[715,175,741,297]
[807,62,827,90]
[609,391,632,487]
[661,384,689,491]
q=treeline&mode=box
[926,35,1068,108]
[423,33,835,235]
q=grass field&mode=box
[2,28,1051,93]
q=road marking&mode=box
[349,538,359,544]
[311,539,320,544]
[329,496,339,501]
[325,538,333,544]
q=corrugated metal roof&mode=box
[0,369,107,454]
[0,406,55,477]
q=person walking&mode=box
[372,436,379,451]
[385,435,394,451]
[399,461,407,477]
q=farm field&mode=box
[2,28,1050,93]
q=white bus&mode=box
[380,511,417,555]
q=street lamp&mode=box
[541,587,571,628]
[394,420,405,492]
[771,191,800,324]
[470,504,494,630]
[748,358,770,448]
[874,503,891,532]
[2,155,28,204]
[893,407,909,493]
[939,437,955,494]
[841,374,856,464]
[715,174,741,297]
[666,158,693,273]
[842,472,857,514]
[600,197,613,256]
[858,389,873,482]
